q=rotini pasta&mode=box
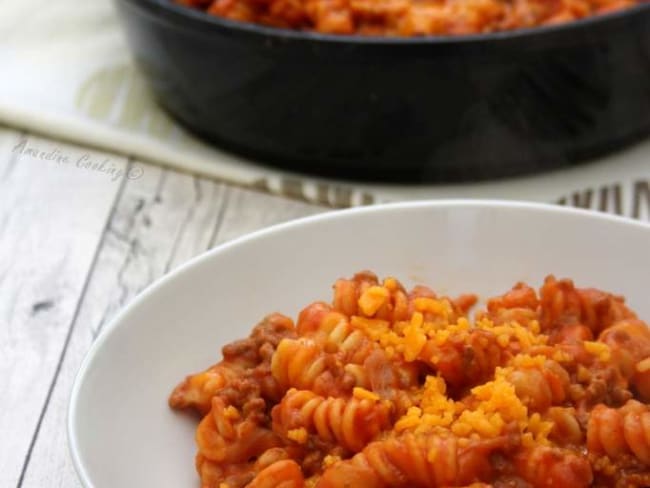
[504,357,570,412]
[599,320,650,402]
[170,273,650,488]
[316,431,517,487]
[297,304,376,365]
[539,276,636,335]
[544,407,583,446]
[246,460,304,488]
[587,400,650,464]
[272,388,392,453]
[417,329,511,391]
[271,338,333,394]
[196,397,282,464]
[513,445,593,487]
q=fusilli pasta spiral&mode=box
[272,388,392,452]
[316,431,516,487]
[587,400,650,464]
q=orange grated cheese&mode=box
[323,455,341,468]
[358,286,390,316]
[496,333,511,348]
[353,387,380,401]
[553,349,571,362]
[529,320,541,334]
[508,354,547,369]
[414,297,451,316]
[287,427,308,444]
[637,357,650,373]
[223,405,240,420]
[427,445,440,463]
[451,422,473,437]
[403,313,427,361]
[584,341,611,362]
[383,277,399,291]
[577,365,591,383]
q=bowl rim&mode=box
[67,199,650,487]
[118,0,650,45]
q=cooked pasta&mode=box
[272,388,392,453]
[316,431,517,487]
[176,0,642,37]
[503,356,571,412]
[170,272,650,487]
[587,400,650,464]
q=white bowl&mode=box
[68,200,650,488]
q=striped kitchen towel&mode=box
[0,0,648,215]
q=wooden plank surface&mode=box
[214,187,327,246]
[0,129,126,487]
[19,163,326,487]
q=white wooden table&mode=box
[0,124,327,488]
[1,123,648,488]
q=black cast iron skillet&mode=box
[114,0,650,182]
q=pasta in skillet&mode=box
[176,0,641,37]
[170,272,650,487]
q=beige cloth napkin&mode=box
[0,0,649,215]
